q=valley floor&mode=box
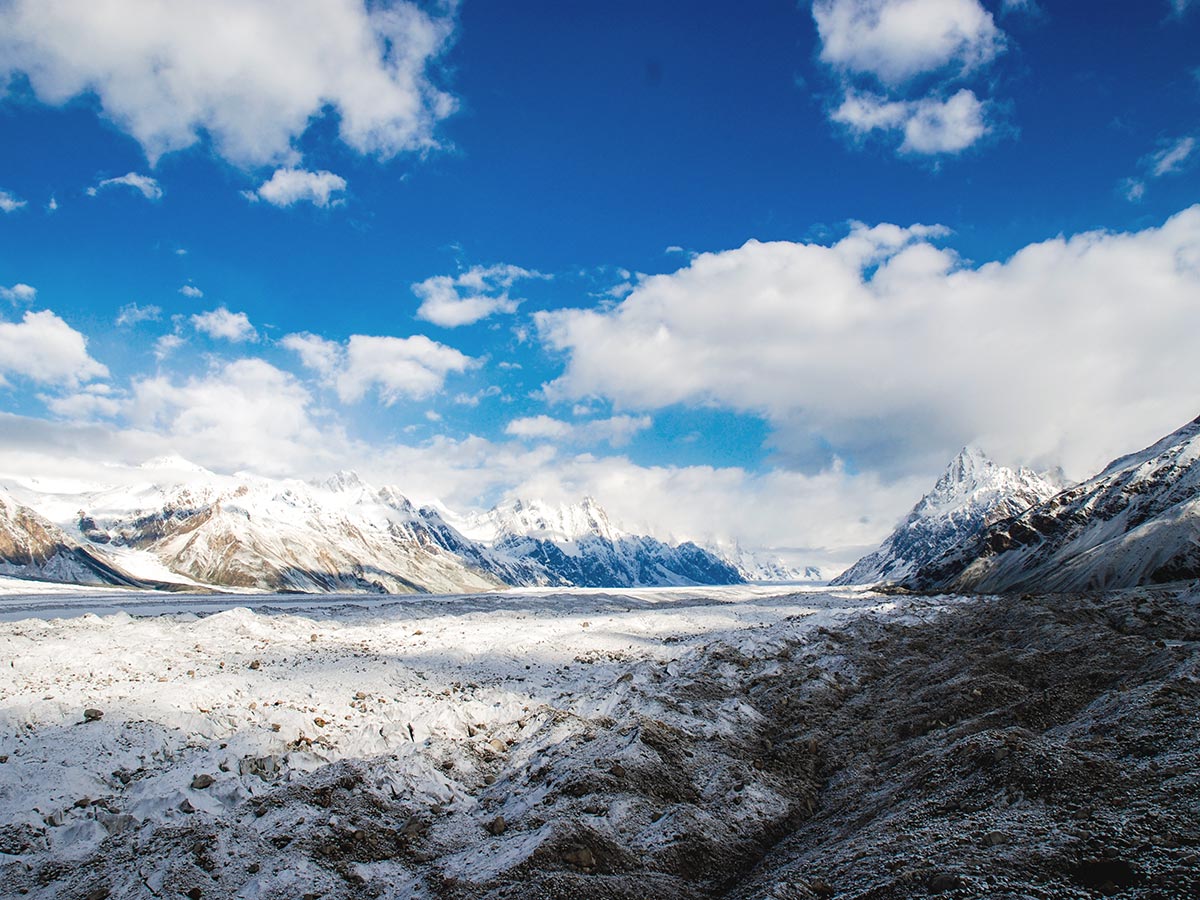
[0,581,1196,899]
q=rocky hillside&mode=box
[832,447,1062,586]
[0,487,151,588]
[904,415,1200,593]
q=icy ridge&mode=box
[903,414,1200,593]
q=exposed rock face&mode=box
[832,447,1062,586]
[904,415,1200,593]
[0,487,145,587]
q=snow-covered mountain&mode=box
[903,415,1200,594]
[0,486,149,587]
[710,541,827,583]
[461,497,743,588]
[832,447,1063,586]
[0,467,742,593]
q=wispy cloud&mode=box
[87,172,163,201]
[0,189,27,213]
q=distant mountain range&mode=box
[838,415,1200,594]
[0,461,745,593]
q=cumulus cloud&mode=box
[413,264,545,328]
[813,0,1003,85]
[248,168,347,208]
[191,307,258,342]
[178,284,203,299]
[337,335,474,403]
[537,207,1200,483]
[812,0,1006,156]
[44,384,122,420]
[1,283,37,303]
[280,332,342,378]
[0,310,109,387]
[0,0,457,167]
[284,331,475,403]
[87,172,163,200]
[126,359,345,475]
[115,302,161,326]
[831,88,988,154]
[505,414,653,448]
[0,189,26,213]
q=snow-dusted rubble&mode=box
[904,414,1200,593]
[832,447,1063,586]
[1,582,1196,898]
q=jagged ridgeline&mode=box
[0,464,742,593]
[838,415,1200,594]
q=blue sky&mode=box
[1,0,1199,567]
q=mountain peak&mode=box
[322,470,367,493]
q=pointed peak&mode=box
[322,470,366,492]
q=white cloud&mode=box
[86,172,163,201]
[281,332,342,378]
[284,330,474,403]
[115,302,161,326]
[336,335,474,404]
[1,283,37,303]
[537,207,1200,483]
[813,0,1003,86]
[0,310,109,387]
[812,1,1005,157]
[179,284,203,299]
[0,189,26,212]
[832,88,988,154]
[47,195,58,212]
[153,333,184,361]
[249,168,347,208]
[0,0,457,167]
[126,359,346,475]
[505,414,652,448]
[191,307,257,342]
[413,264,545,328]
[44,384,122,420]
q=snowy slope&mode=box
[905,415,1200,593]
[463,497,744,588]
[832,447,1063,586]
